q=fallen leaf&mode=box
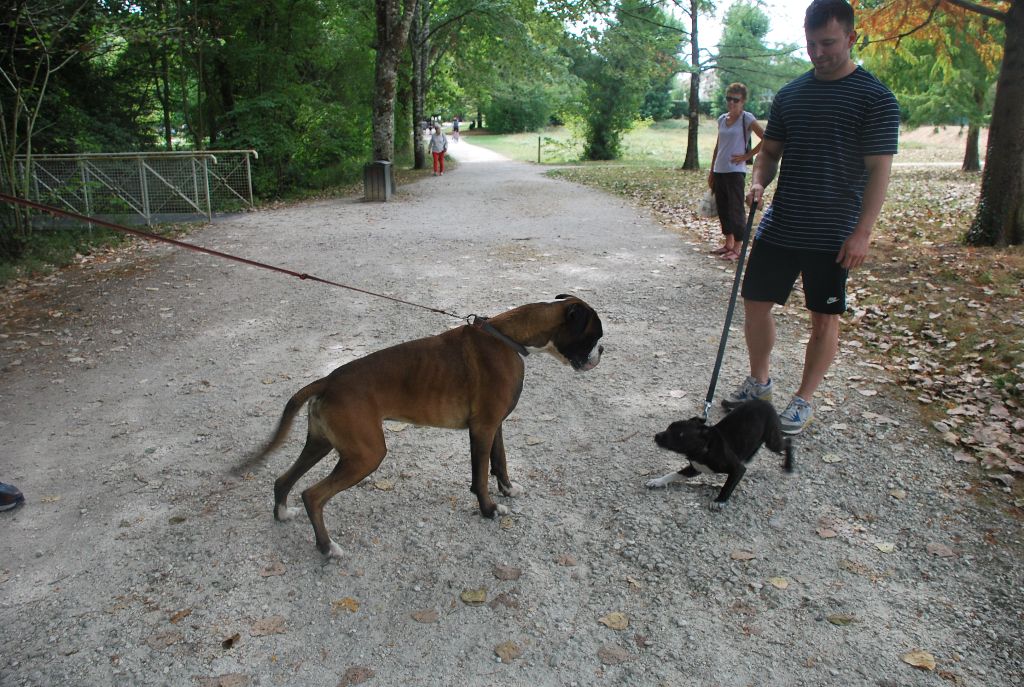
[494,641,523,662]
[338,666,375,686]
[838,559,872,576]
[625,576,642,590]
[598,612,629,630]
[169,609,192,624]
[145,630,182,650]
[821,454,842,464]
[383,421,407,432]
[332,597,360,614]
[525,436,544,446]
[493,564,522,581]
[555,554,577,566]
[597,643,631,665]
[889,489,907,500]
[990,474,1015,488]
[197,675,250,687]
[902,650,936,671]
[730,550,757,561]
[953,452,977,464]
[769,577,790,590]
[374,479,394,491]
[251,615,286,636]
[410,609,438,624]
[926,543,956,558]
[827,613,857,626]
[816,528,838,539]
[260,562,286,577]
[460,588,487,605]
[875,542,897,554]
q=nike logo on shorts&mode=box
[826,297,839,304]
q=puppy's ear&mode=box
[555,293,572,300]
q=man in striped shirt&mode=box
[723,0,900,434]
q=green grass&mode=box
[465,118,721,166]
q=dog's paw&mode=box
[324,540,344,559]
[496,504,509,516]
[645,478,666,489]
[708,500,728,512]
[275,505,302,522]
[502,482,525,498]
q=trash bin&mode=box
[364,160,394,201]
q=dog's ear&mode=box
[564,301,590,335]
[555,293,572,300]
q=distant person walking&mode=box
[429,124,448,176]
[723,0,900,435]
[452,117,461,142]
[708,83,764,261]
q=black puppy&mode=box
[647,399,794,510]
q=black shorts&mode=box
[741,240,848,314]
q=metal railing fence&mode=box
[8,150,257,227]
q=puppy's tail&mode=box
[231,378,328,476]
[782,436,795,473]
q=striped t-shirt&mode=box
[756,66,900,252]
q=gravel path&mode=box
[1,140,1021,686]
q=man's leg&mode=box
[795,311,839,401]
[744,299,776,385]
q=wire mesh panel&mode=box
[13,150,257,227]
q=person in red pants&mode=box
[429,123,448,176]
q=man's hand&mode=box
[746,183,766,209]
[837,230,870,269]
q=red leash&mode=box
[0,192,466,321]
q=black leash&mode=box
[0,192,466,322]
[703,202,759,419]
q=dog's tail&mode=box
[782,436,795,473]
[231,378,328,476]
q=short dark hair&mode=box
[726,83,748,99]
[804,0,854,32]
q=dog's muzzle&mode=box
[573,344,603,371]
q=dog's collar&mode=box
[469,315,530,357]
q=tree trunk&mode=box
[410,1,429,170]
[681,0,701,170]
[372,0,419,162]
[962,123,980,172]
[967,0,1024,246]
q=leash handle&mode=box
[703,201,759,419]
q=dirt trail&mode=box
[1,141,1021,686]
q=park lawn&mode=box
[474,124,1022,504]
[464,118,720,166]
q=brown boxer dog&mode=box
[235,295,603,558]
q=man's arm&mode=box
[836,153,893,269]
[746,137,783,208]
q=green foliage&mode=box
[860,16,1002,128]
[712,2,808,119]
[485,85,556,134]
[569,0,683,160]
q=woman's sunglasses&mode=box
[725,96,742,103]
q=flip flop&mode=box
[719,250,740,261]
[709,246,730,255]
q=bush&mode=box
[484,86,553,134]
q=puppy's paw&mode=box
[275,505,302,522]
[496,504,509,516]
[646,472,678,489]
[324,540,344,559]
[709,500,728,512]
